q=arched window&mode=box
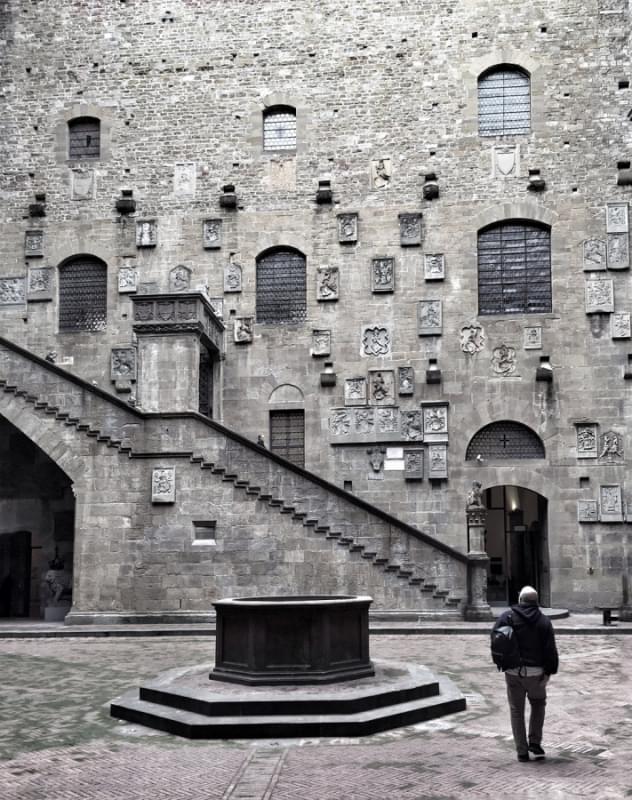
[478,221,551,315]
[263,106,297,151]
[478,67,530,136]
[256,248,306,324]
[68,117,101,159]
[466,422,545,460]
[59,256,107,332]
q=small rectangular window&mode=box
[193,520,216,545]
[263,107,296,151]
[68,118,101,159]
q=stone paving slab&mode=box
[0,634,631,799]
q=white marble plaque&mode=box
[612,312,631,339]
[585,280,614,313]
[606,202,629,233]
[152,467,176,503]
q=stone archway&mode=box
[0,414,75,619]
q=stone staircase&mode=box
[0,336,471,618]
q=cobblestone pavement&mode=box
[0,634,630,799]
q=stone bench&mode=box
[595,606,620,626]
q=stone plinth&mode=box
[210,595,374,685]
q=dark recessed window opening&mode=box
[478,66,531,136]
[270,410,305,468]
[256,248,306,324]
[263,106,297,151]
[478,221,551,315]
[59,257,107,332]
[68,117,101,159]
[466,421,545,460]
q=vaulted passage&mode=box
[0,415,74,619]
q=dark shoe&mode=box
[528,744,545,760]
[517,753,530,762]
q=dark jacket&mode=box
[494,603,559,675]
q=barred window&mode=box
[59,257,107,332]
[68,117,101,159]
[478,221,551,315]
[466,421,545,460]
[256,248,307,324]
[263,106,297,151]
[478,67,530,136]
[270,410,305,467]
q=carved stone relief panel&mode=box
[404,449,424,480]
[606,202,629,233]
[317,266,339,301]
[354,407,375,433]
[422,404,448,442]
[337,213,358,244]
[118,267,138,294]
[576,423,598,458]
[134,300,154,321]
[612,312,631,339]
[491,144,520,178]
[156,300,176,321]
[401,409,423,441]
[138,282,159,295]
[177,299,197,320]
[599,430,624,462]
[311,329,331,357]
[583,239,607,271]
[151,467,176,504]
[224,260,242,293]
[491,344,517,376]
[398,366,414,396]
[71,168,95,200]
[424,254,445,281]
[399,213,422,246]
[173,161,196,197]
[234,317,253,343]
[203,218,223,249]
[361,325,391,357]
[344,377,367,406]
[209,297,224,319]
[329,408,352,437]
[417,300,442,336]
[368,370,395,406]
[427,444,448,479]
[27,267,54,301]
[25,229,44,258]
[370,158,392,189]
[371,257,395,293]
[600,484,623,522]
[169,265,191,292]
[607,233,630,269]
[0,277,26,305]
[460,323,485,354]
[577,500,599,523]
[136,220,158,248]
[585,280,614,313]
[523,326,542,349]
[376,407,399,434]
[367,446,386,479]
[110,347,137,383]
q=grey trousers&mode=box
[505,672,548,755]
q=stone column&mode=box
[464,492,494,621]
[620,574,632,621]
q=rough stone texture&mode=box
[1,1,632,614]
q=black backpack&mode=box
[491,613,521,671]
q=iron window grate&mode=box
[59,259,107,332]
[478,222,551,315]
[466,421,545,460]
[263,108,297,151]
[256,249,307,323]
[68,118,101,159]
[270,410,305,467]
[478,68,530,136]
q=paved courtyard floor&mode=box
[0,633,630,799]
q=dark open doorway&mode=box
[484,485,550,607]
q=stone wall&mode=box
[1,1,632,609]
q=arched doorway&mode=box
[484,485,550,607]
[0,415,75,619]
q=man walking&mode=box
[491,585,559,762]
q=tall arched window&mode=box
[466,421,545,460]
[68,117,101,159]
[263,106,297,151]
[478,66,530,136]
[256,248,306,324]
[478,221,551,315]
[59,256,107,331]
